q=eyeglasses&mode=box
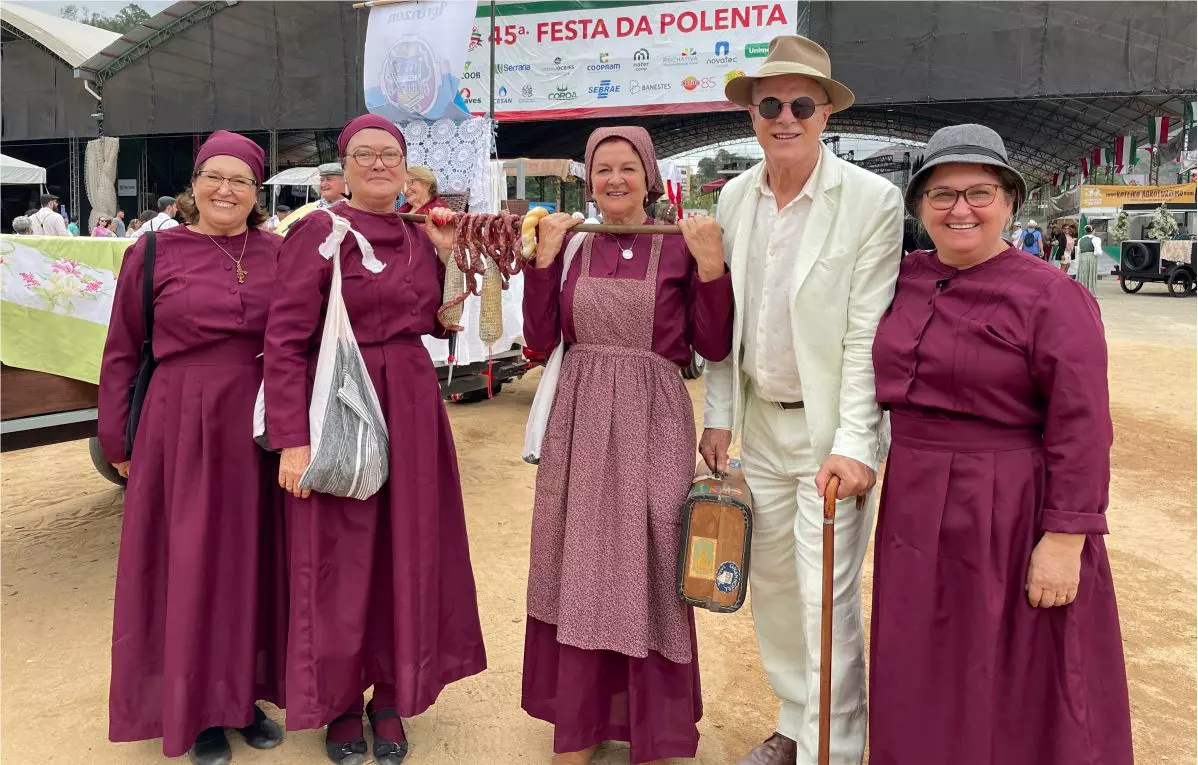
[348,148,405,168]
[194,170,257,192]
[923,183,1008,210]
[752,96,830,120]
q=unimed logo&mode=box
[745,42,770,58]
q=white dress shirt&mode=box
[29,207,70,236]
[742,152,823,403]
[131,212,179,239]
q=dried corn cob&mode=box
[438,257,467,331]
[479,256,504,346]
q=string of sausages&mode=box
[430,209,546,328]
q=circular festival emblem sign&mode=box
[381,36,440,114]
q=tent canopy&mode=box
[700,178,728,194]
[264,166,319,187]
[0,153,47,185]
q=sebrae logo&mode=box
[587,79,621,99]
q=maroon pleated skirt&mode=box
[108,343,288,758]
[283,337,487,730]
[522,615,702,763]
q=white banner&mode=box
[460,1,798,120]
[364,0,478,122]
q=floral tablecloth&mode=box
[0,235,131,384]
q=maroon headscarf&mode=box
[584,126,664,206]
[194,130,265,183]
[337,114,408,157]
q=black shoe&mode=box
[366,700,409,765]
[236,704,283,750]
[325,711,368,765]
[188,727,232,765]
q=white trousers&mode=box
[740,394,873,765]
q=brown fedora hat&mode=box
[725,34,854,112]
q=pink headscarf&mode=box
[584,126,664,206]
[338,114,408,157]
[194,130,265,183]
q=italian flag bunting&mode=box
[1051,171,1060,189]
[1090,147,1103,167]
[1147,114,1172,145]
[1186,100,1196,127]
[1080,156,1090,179]
[1113,135,1138,172]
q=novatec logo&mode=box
[588,52,621,72]
[707,40,737,65]
[587,79,621,99]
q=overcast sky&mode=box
[12,0,172,17]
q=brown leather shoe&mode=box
[736,733,797,765]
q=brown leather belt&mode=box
[773,400,805,410]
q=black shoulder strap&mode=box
[143,231,156,341]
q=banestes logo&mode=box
[587,79,621,99]
[745,42,770,58]
[629,79,671,96]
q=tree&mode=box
[61,4,151,34]
[1109,210,1131,244]
[1145,203,1179,240]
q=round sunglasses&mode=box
[752,96,831,120]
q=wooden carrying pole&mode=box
[818,475,841,765]
[396,212,681,236]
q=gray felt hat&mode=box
[317,162,344,176]
[906,124,1027,213]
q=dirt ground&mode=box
[2,278,1194,764]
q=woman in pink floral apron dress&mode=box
[521,127,734,764]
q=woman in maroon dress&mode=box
[869,124,1133,765]
[397,165,446,215]
[99,130,287,764]
[521,127,734,764]
[264,114,485,765]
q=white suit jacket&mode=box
[703,144,904,471]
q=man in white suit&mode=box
[699,35,903,765]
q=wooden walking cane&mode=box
[818,475,842,765]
